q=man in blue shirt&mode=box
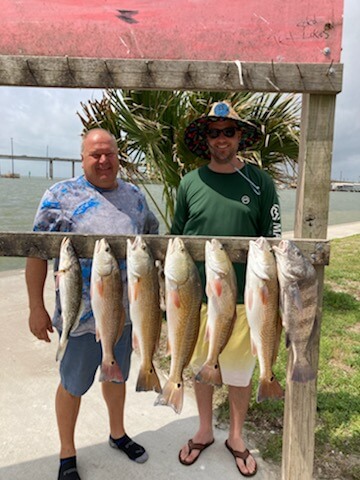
[25,129,159,480]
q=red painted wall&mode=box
[0,0,344,63]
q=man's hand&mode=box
[28,305,53,342]
[25,257,53,342]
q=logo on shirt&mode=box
[271,204,281,221]
[241,195,251,205]
[271,203,282,237]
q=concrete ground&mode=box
[1,222,359,480]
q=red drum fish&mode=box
[91,238,125,382]
[127,235,162,393]
[155,237,202,414]
[245,237,284,402]
[195,238,237,387]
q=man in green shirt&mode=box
[173,101,281,477]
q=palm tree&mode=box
[78,90,300,230]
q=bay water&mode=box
[1,176,359,272]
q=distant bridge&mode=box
[0,154,81,179]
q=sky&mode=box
[0,0,359,182]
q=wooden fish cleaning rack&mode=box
[0,232,330,265]
[0,1,342,477]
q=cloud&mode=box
[332,0,360,181]
[0,87,103,176]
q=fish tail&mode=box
[136,363,162,393]
[195,362,222,387]
[291,359,316,383]
[154,379,183,414]
[257,376,284,403]
[99,360,124,383]
[55,339,68,362]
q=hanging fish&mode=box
[127,235,162,393]
[55,237,83,362]
[273,239,318,383]
[155,237,202,414]
[91,238,125,382]
[195,239,237,387]
[245,237,284,402]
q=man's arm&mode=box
[25,257,54,342]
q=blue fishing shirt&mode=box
[33,175,159,335]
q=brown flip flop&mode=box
[225,439,258,477]
[178,438,215,466]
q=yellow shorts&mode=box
[190,303,256,387]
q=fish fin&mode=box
[272,315,283,365]
[95,327,101,343]
[213,278,222,297]
[99,360,124,383]
[128,284,134,304]
[132,278,141,302]
[69,299,84,334]
[260,285,269,305]
[154,379,183,414]
[55,338,68,362]
[291,358,316,383]
[165,339,171,356]
[257,376,284,403]
[195,362,222,387]
[136,363,162,393]
[205,281,212,299]
[246,288,253,311]
[115,309,125,344]
[222,308,237,348]
[169,289,181,308]
[95,278,104,297]
[54,271,61,289]
[308,313,319,346]
[204,325,210,343]
[288,283,303,311]
[250,337,257,357]
[133,333,139,351]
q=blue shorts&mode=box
[59,324,133,397]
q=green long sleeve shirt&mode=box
[171,164,281,303]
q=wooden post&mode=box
[282,93,336,480]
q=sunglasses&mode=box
[205,126,238,139]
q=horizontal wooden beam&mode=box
[0,232,330,265]
[0,55,343,94]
